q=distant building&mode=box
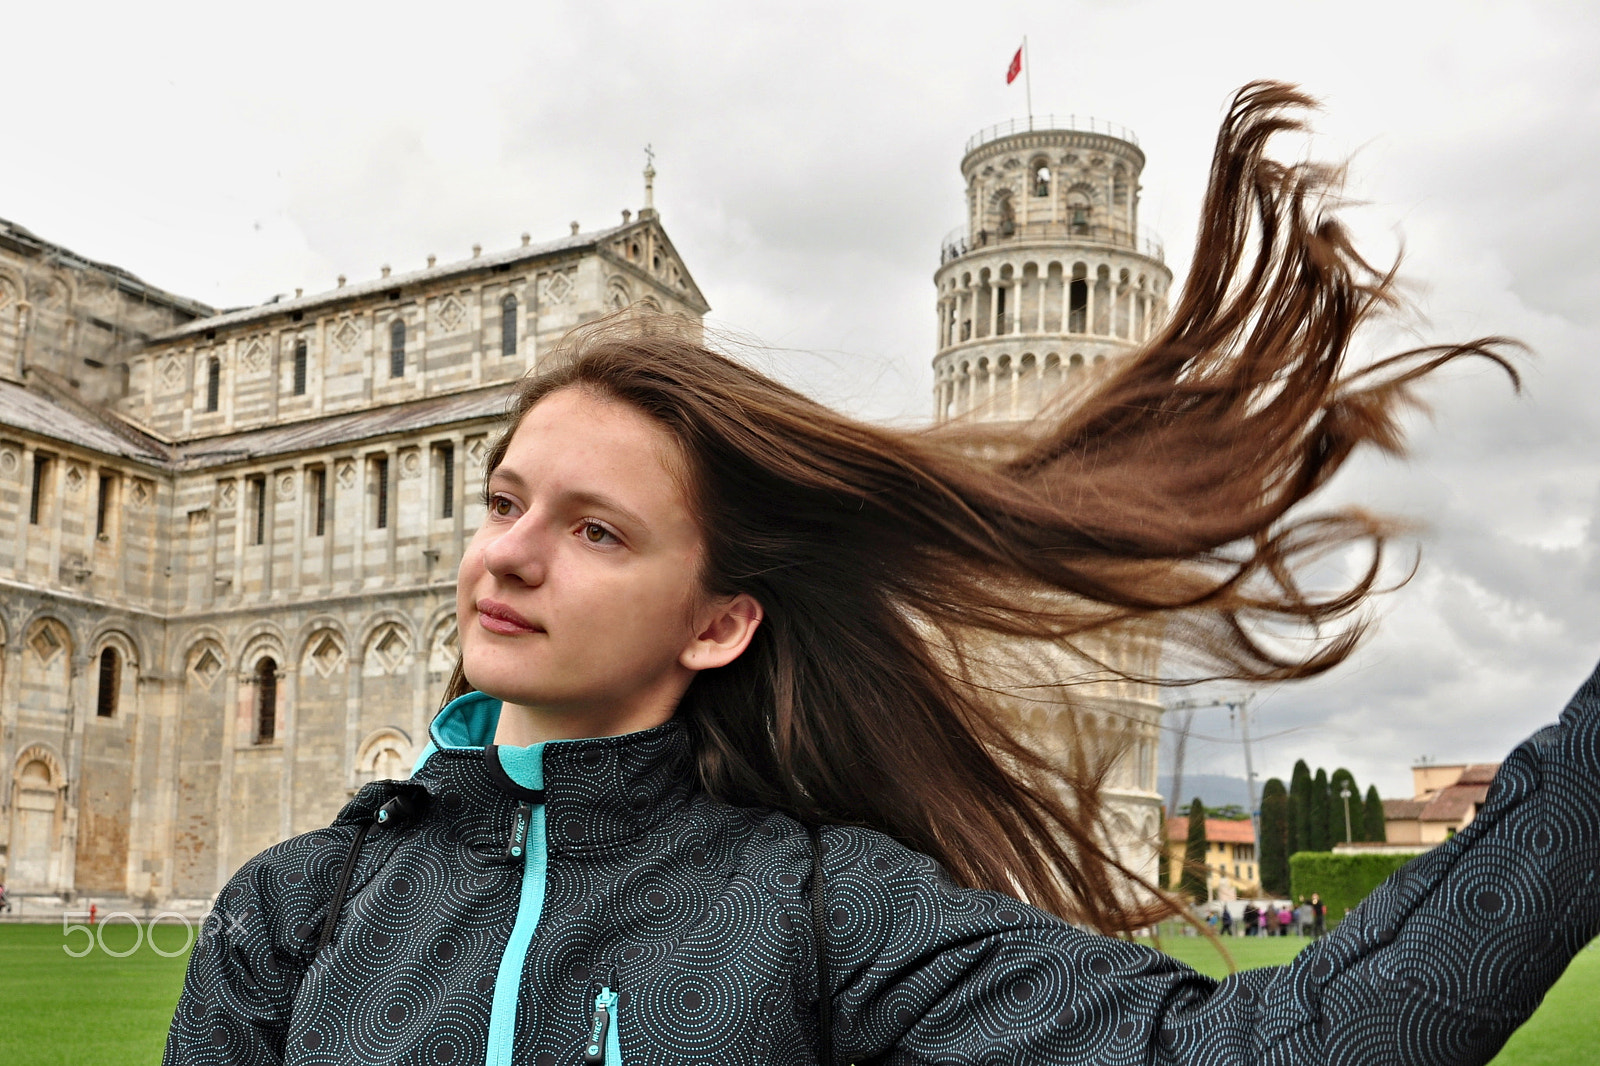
[1166,815,1259,899]
[1382,763,1499,846]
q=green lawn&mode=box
[0,922,1591,1063]
[1153,932,1600,1065]
[0,920,190,1066]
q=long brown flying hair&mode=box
[445,82,1515,931]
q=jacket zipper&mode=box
[584,986,622,1065]
[486,795,549,1066]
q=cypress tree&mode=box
[1310,768,1332,852]
[1259,777,1289,897]
[1289,759,1312,856]
[1329,768,1358,845]
[1363,784,1388,843]
[1179,797,1209,903]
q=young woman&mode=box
[166,83,1600,1066]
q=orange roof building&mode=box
[1383,763,1498,845]
[1165,816,1259,899]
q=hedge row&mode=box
[1288,851,1416,926]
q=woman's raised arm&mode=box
[821,655,1600,1065]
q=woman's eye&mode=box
[581,521,617,545]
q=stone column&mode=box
[58,647,89,895]
[214,666,241,890]
[279,660,297,840]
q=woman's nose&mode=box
[480,515,549,585]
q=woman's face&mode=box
[456,387,746,734]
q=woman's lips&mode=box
[476,599,542,635]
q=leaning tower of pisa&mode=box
[932,117,1175,893]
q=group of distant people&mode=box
[1214,893,1327,937]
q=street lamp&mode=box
[1340,783,1354,844]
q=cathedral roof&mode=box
[0,377,171,464]
[0,215,214,319]
[171,385,511,468]
[151,224,635,342]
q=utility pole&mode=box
[1165,695,1261,858]
[1341,783,1353,844]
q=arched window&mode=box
[1069,200,1091,235]
[205,358,220,412]
[1068,278,1088,333]
[292,339,308,396]
[255,658,277,743]
[1032,159,1050,198]
[501,295,518,356]
[96,647,120,718]
[389,319,406,378]
[997,192,1016,238]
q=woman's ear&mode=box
[680,593,763,672]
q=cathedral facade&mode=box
[0,194,706,909]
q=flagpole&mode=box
[1023,35,1033,127]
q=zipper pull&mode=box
[506,801,533,862]
[583,992,611,1065]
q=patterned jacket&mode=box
[166,658,1600,1065]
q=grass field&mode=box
[0,922,1592,1064]
[1155,932,1599,1065]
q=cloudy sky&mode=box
[5,1,1597,802]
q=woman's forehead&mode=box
[500,390,694,521]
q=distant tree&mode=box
[1179,797,1209,903]
[1363,784,1388,843]
[1289,759,1313,856]
[1259,777,1290,897]
[1310,768,1332,852]
[1329,768,1359,845]
[1205,804,1250,821]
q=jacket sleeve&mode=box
[163,781,413,1065]
[823,656,1600,1066]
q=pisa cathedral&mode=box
[1,120,1171,911]
[0,179,707,909]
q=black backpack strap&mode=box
[807,823,834,1066]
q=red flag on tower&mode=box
[1006,47,1023,85]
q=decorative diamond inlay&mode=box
[332,318,361,353]
[336,461,356,490]
[430,621,459,673]
[218,481,236,508]
[542,271,573,304]
[437,294,466,332]
[466,439,486,468]
[130,479,152,508]
[160,358,184,389]
[308,634,344,677]
[190,647,223,688]
[240,338,268,373]
[371,625,409,672]
[64,464,85,493]
[29,624,63,664]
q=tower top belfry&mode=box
[932,116,1173,423]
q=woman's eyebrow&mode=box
[563,490,652,534]
[490,468,652,533]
